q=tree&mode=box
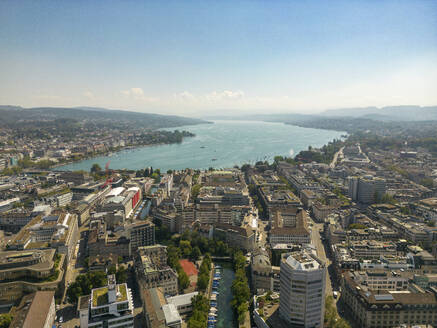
[108,265,117,275]
[197,273,209,291]
[90,163,102,174]
[187,295,209,328]
[180,240,192,258]
[324,296,351,328]
[67,271,108,303]
[116,266,128,283]
[136,169,144,177]
[190,246,201,261]
[0,314,12,328]
[230,251,250,324]
[151,172,160,183]
[178,269,190,291]
[191,184,202,201]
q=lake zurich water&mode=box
[57,120,344,172]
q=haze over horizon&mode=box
[1,0,436,116]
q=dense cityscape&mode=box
[1,1,437,327]
[1,112,437,328]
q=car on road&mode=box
[333,291,338,299]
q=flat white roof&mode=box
[166,292,198,308]
[107,187,125,197]
[286,251,320,271]
[162,304,181,324]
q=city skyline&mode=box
[1,0,437,115]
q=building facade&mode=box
[279,250,326,328]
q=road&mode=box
[309,218,333,297]
[55,228,89,328]
[308,217,343,307]
[329,146,344,169]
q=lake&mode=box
[56,120,345,172]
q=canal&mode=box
[214,262,237,328]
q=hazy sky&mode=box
[0,0,436,116]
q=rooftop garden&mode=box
[92,287,108,307]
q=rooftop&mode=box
[162,303,181,324]
[91,283,128,307]
[166,291,198,308]
[284,251,322,271]
[9,291,55,328]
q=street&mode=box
[308,216,341,309]
[329,146,344,169]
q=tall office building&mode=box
[279,250,326,328]
[357,176,386,204]
[347,176,386,204]
[347,176,359,201]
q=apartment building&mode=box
[135,245,178,296]
[269,210,311,246]
[341,271,437,328]
[127,220,156,256]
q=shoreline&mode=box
[44,120,346,173]
[50,140,192,171]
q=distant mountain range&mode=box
[0,105,207,129]
[320,105,437,121]
[206,105,437,123]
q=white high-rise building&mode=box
[79,274,134,328]
[279,250,326,328]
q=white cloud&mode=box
[83,91,95,99]
[121,87,144,98]
[173,90,245,105]
[173,91,196,101]
[205,90,245,102]
[120,87,158,103]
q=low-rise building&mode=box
[213,223,256,252]
[135,245,178,296]
[166,291,199,315]
[341,270,437,328]
[9,291,55,328]
[0,249,65,304]
[8,212,79,261]
[269,210,310,246]
[142,287,182,328]
[250,248,280,293]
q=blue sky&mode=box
[0,0,436,115]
